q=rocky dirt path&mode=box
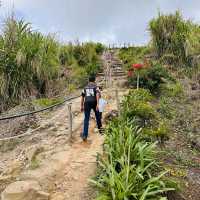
[49,117,103,200]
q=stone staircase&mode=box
[98,50,126,78]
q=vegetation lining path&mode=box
[0,50,128,200]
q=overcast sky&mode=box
[0,0,200,45]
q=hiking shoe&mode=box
[99,128,105,135]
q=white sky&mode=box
[0,0,200,45]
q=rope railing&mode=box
[0,89,128,142]
[0,94,81,121]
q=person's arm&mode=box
[96,92,100,111]
[81,89,85,112]
[96,87,100,111]
[81,96,84,112]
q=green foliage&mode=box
[0,17,59,107]
[157,97,174,119]
[59,44,75,66]
[149,11,190,65]
[122,89,156,124]
[58,42,104,86]
[187,23,200,56]
[122,89,156,122]
[157,82,184,119]
[33,97,63,108]
[0,16,104,111]
[123,100,157,123]
[95,42,105,54]
[124,89,153,102]
[119,46,151,70]
[128,63,174,93]
[70,66,88,87]
[92,120,174,200]
[143,120,169,140]
[121,89,169,141]
[160,82,183,98]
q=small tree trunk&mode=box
[137,73,140,90]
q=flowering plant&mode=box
[132,63,144,89]
[132,63,144,69]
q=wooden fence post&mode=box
[67,103,73,138]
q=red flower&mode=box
[128,70,133,77]
[132,63,144,69]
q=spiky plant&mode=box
[149,11,190,66]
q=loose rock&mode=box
[1,181,49,200]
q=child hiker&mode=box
[98,86,107,134]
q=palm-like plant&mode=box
[0,17,60,108]
[92,120,174,200]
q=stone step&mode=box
[113,75,127,79]
[112,70,125,74]
[112,74,127,77]
[110,63,121,65]
[97,73,105,76]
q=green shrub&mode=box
[125,88,153,102]
[128,63,174,94]
[121,88,171,142]
[95,42,105,54]
[160,82,183,98]
[122,89,157,127]
[157,97,175,119]
[142,120,170,142]
[123,101,157,124]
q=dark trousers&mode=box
[99,112,102,123]
[82,103,102,139]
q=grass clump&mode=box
[92,120,174,200]
[29,147,44,170]
[33,97,63,108]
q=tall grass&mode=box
[0,16,104,111]
[149,11,200,67]
[0,16,59,108]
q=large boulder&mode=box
[1,181,49,200]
